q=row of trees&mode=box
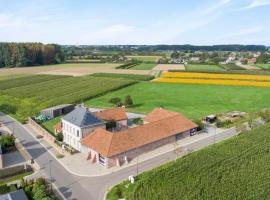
[0,43,65,68]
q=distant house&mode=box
[0,189,28,200]
[245,57,257,64]
[81,108,198,168]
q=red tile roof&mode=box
[94,107,128,121]
[144,108,179,123]
[81,109,197,157]
[54,122,62,133]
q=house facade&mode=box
[81,108,198,168]
[62,106,128,152]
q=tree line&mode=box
[63,44,268,54]
[0,43,65,68]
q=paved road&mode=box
[0,112,237,200]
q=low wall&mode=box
[0,164,32,179]
[28,118,69,156]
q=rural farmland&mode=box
[0,74,137,122]
[85,82,270,119]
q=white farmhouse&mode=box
[62,106,106,152]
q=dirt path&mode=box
[152,64,185,71]
[236,62,260,70]
[0,64,151,77]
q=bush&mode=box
[0,134,15,149]
[124,95,133,107]
[0,185,10,194]
[55,133,63,142]
[23,178,54,200]
[116,102,123,107]
[36,135,43,139]
[56,153,64,159]
[216,119,232,128]
[109,97,122,105]
[133,118,143,125]
[259,109,270,122]
[192,119,205,131]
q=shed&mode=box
[40,104,74,119]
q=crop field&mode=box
[90,73,154,81]
[0,63,120,76]
[0,75,136,122]
[85,82,270,119]
[131,63,157,70]
[185,64,224,72]
[154,72,270,87]
[0,75,67,90]
[107,123,270,200]
[127,56,162,62]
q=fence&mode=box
[28,118,70,156]
[0,164,32,179]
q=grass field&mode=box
[0,75,136,122]
[131,63,157,70]
[85,82,270,119]
[219,64,245,70]
[41,116,61,135]
[253,64,270,69]
[185,64,224,72]
[127,56,162,62]
[107,123,270,200]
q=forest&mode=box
[0,43,65,68]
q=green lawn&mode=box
[219,64,245,70]
[107,123,270,200]
[131,63,157,70]
[85,82,270,119]
[0,171,33,186]
[253,64,270,70]
[41,117,61,135]
[185,64,225,72]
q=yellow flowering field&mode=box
[163,72,270,81]
[154,77,270,87]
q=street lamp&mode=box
[49,160,53,192]
[136,149,139,176]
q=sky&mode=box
[0,0,270,45]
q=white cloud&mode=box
[245,0,270,9]
[202,0,232,15]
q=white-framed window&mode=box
[77,130,79,137]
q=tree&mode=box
[109,97,122,105]
[257,53,270,64]
[124,95,133,106]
